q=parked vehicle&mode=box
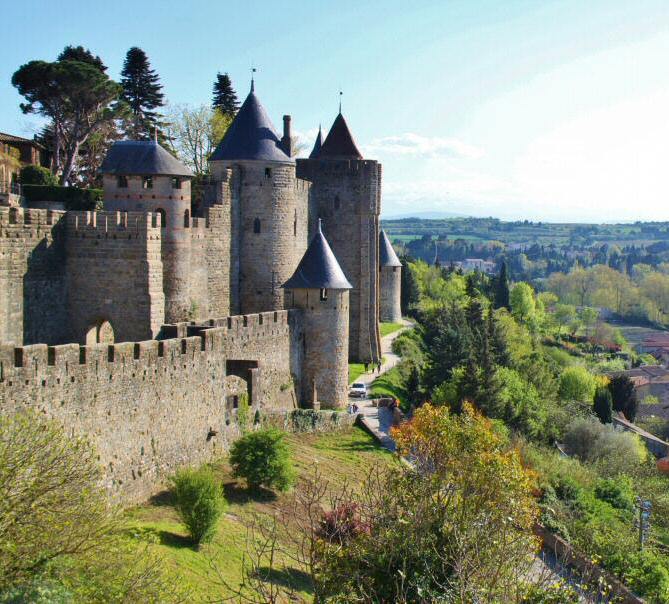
[349,382,367,398]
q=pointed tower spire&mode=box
[309,125,323,159]
[319,112,362,159]
[339,90,342,114]
[250,67,256,92]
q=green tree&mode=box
[558,366,596,402]
[608,375,639,421]
[553,303,576,336]
[212,72,239,117]
[120,47,165,140]
[57,45,107,71]
[400,257,420,316]
[19,165,56,186]
[12,53,122,185]
[510,282,536,324]
[229,429,295,492]
[593,386,613,424]
[171,467,226,545]
[494,260,510,309]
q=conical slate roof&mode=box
[308,126,322,159]
[283,221,352,290]
[100,140,193,177]
[380,230,402,267]
[210,88,292,163]
[319,113,363,159]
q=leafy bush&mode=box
[171,467,226,545]
[558,366,596,402]
[229,429,295,492]
[563,417,646,474]
[19,165,57,186]
[21,184,103,210]
[318,502,368,545]
[594,477,635,512]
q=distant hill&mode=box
[382,210,468,220]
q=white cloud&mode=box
[363,133,483,159]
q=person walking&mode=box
[364,362,369,373]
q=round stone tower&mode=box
[283,221,352,409]
[209,82,308,314]
[379,230,402,322]
[101,139,194,323]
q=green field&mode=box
[125,428,392,602]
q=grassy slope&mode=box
[380,322,404,338]
[370,366,408,408]
[125,428,392,602]
[348,363,365,384]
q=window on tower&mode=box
[143,176,153,189]
[117,175,128,188]
[265,167,272,179]
[253,217,261,234]
[319,288,328,301]
[334,195,340,210]
[172,177,182,189]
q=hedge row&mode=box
[261,409,356,434]
[22,185,103,211]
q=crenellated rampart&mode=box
[0,310,301,504]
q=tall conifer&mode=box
[120,47,165,140]
[212,72,239,117]
[494,261,511,310]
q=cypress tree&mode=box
[121,47,165,140]
[400,257,420,316]
[494,261,510,310]
[212,72,239,117]
[593,386,613,424]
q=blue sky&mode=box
[2,0,669,221]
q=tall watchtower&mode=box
[379,230,402,323]
[101,140,194,323]
[209,83,308,314]
[283,220,351,409]
[296,112,381,364]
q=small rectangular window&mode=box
[143,176,153,189]
[172,177,182,189]
[319,288,328,301]
[265,167,272,179]
[117,175,128,188]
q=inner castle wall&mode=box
[0,310,301,504]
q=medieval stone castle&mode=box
[0,83,402,501]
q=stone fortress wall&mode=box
[0,309,300,504]
[296,158,382,363]
[0,207,68,346]
[380,264,402,323]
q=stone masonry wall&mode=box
[289,288,349,409]
[211,161,308,315]
[65,211,165,343]
[0,310,299,504]
[380,265,402,323]
[0,207,68,345]
[296,158,381,363]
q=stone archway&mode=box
[85,319,115,345]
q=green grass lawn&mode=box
[380,322,404,338]
[349,362,365,383]
[369,366,408,409]
[124,428,392,602]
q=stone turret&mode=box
[296,111,381,364]
[379,230,402,322]
[209,84,308,314]
[101,140,193,323]
[283,220,351,409]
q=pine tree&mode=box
[58,45,107,72]
[494,261,510,310]
[400,257,420,317]
[593,386,613,424]
[120,47,165,140]
[212,72,239,117]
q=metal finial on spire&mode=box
[317,217,323,233]
[338,90,343,114]
[251,67,256,92]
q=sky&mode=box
[2,0,669,222]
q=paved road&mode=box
[349,320,412,451]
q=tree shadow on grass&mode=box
[254,566,313,593]
[223,481,278,505]
[147,489,176,507]
[337,440,384,453]
[125,525,196,550]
